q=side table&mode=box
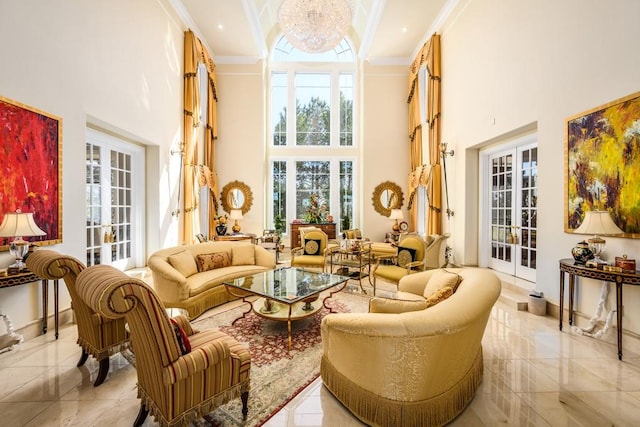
[559,258,640,360]
[0,271,59,339]
[329,241,372,294]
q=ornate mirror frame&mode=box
[220,180,253,215]
[372,181,404,217]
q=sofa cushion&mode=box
[425,286,454,307]
[168,250,198,278]
[196,252,231,272]
[397,247,417,267]
[369,298,429,314]
[423,269,461,298]
[304,238,321,255]
[231,244,255,266]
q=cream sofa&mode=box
[320,267,501,426]
[148,241,276,319]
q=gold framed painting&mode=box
[565,90,640,237]
[0,96,63,249]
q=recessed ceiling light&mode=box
[402,27,408,33]
[217,24,224,30]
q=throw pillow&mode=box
[231,244,256,266]
[369,298,429,314]
[425,286,454,308]
[167,250,198,278]
[170,318,191,355]
[397,247,417,267]
[195,252,231,272]
[304,238,321,255]
[423,269,462,298]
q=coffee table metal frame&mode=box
[329,241,373,294]
[224,267,349,350]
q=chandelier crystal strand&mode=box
[278,0,352,53]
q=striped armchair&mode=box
[76,265,250,427]
[25,249,129,386]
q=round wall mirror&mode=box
[221,180,253,215]
[372,181,404,217]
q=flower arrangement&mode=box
[304,194,328,224]
[213,213,228,225]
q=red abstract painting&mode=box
[0,96,62,248]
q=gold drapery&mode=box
[407,34,442,235]
[182,30,219,244]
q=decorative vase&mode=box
[215,225,227,236]
[571,241,594,264]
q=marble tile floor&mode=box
[1,279,640,426]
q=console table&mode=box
[0,271,59,339]
[213,234,256,243]
[559,258,640,360]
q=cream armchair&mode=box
[371,234,426,294]
[291,229,331,271]
[321,268,501,426]
[76,265,251,427]
[371,233,450,295]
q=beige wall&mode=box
[215,62,267,235]
[440,0,640,332]
[0,0,184,329]
[361,64,410,242]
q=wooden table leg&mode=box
[559,270,564,331]
[617,281,623,360]
[54,279,59,339]
[41,279,48,334]
[568,274,575,326]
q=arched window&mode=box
[268,35,358,237]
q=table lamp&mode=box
[0,210,46,270]
[389,209,403,232]
[574,210,623,265]
[230,209,243,233]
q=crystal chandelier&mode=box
[278,0,352,53]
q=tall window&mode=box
[268,35,357,236]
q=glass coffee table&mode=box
[224,267,349,350]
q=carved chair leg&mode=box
[93,357,110,387]
[133,404,149,427]
[76,350,89,367]
[241,391,249,419]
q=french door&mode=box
[484,139,537,282]
[86,128,145,269]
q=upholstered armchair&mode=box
[321,268,501,426]
[291,229,331,271]
[371,234,427,294]
[76,264,251,427]
[25,249,129,386]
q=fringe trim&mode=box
[165,287,232,320]
[137,380,250,427]
[76,337,130,361]
[321,349,484,427]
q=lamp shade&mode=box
[229,209,243,220]
[574,211,623,236]
[389,209,404,220]
[0,212,46,238]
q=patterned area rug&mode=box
[191,289,371,426]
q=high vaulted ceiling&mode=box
[172,0,454,65]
